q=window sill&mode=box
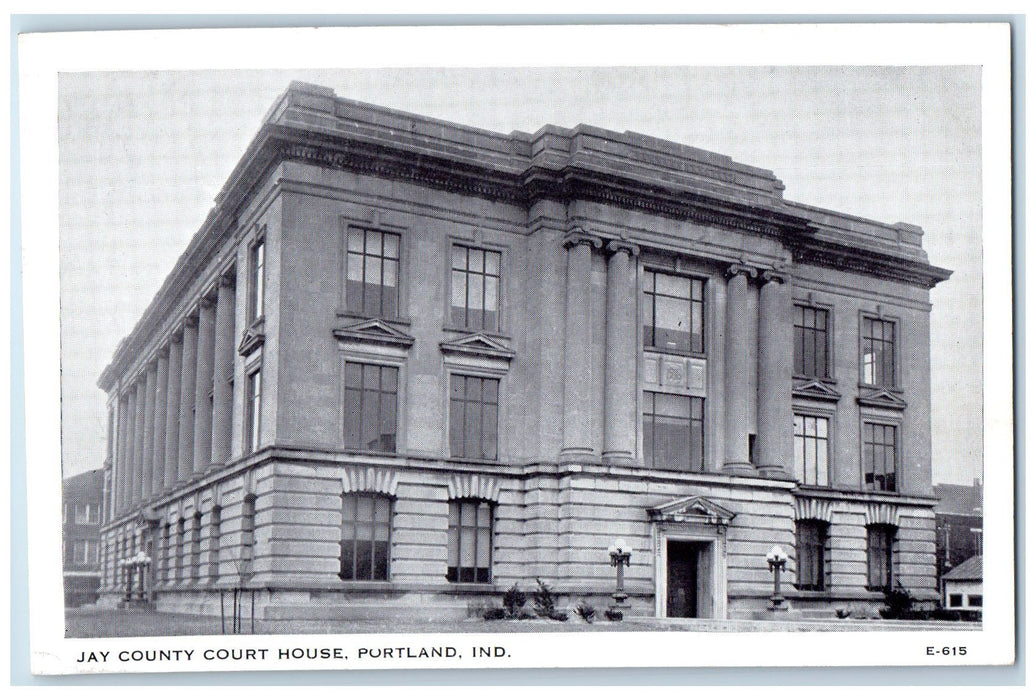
[441,582,500,594]
[858,383,903,394]
[336,310,411,327]
[643,347,706,360]
[443,325,509,340]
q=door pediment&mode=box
[647,495,736,525]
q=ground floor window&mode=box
[949,593,963,607]
[795,519,828,591]
[866,524,896,590]
[339,492,392,581]
[968,594,983,607]
[447,499,493,583]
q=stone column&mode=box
[141,363,157,503]
[211,276,236,466]
[193,298,216,476]
[602,240,639,465]
[756,270,791,477]
[177,315,199,483]
[560,231,601,461]
[163,335,183,491]
[116,394,129,513]
[722,264,754,473]
[131,377,146,506]
[152,351,169,497]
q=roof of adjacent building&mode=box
[934,481,983,516]
[943,555,983,581]
[99,81,952,391]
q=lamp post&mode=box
[608,539,632,609]
[766,545,789,611]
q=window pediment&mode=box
[238,319,265,356]
[333,318,415,348]
[792,378,841,403]
[857,387,907,410]
[647,495,736,525]
[440,332,515,361]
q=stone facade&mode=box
[96,82,950,621]
[63,468,105,606]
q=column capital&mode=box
[562,228,603,250]
[198,296,216,311]
[725,262,757,280]
[760,268,787,285]
[183,315,199,329]
[218,273,236,290]
[606,239,640,257]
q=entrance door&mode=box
[667,540,702,618]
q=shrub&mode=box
[835,608,851,619]
[481,606,507,621]
[932,608,961,622]
[604,608,623,622]
[532,578,559,618]
[574,601,596,623]
[502,583,527,619]
[879,586,916,620]
[548,610,570,622]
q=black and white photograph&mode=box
[16,22,1015,675]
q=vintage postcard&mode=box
[16,23,1014,676]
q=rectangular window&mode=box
[209,506,221,580]
[346,228,400,318]
[447,500,493,583]
[241,495,256,577]
[794,415,830,486]
[794,305,830,378]
[74,541,92,565]
[968,594,983,607]
[866,525,896,590]
[861,317,896,387]
[249,238,265,322]
[344,363,398,453]
[449,375,499,460]
[245,366,261,455]
[74,503,92,525]
[643,392,705,472]
[339,492,392,581]
[643,271,705,355]
[450,245,501,331]
[795,520,827,591]
[948,593,963,607]
[161,523,172,583]
[191,512,202,581]
[863,422,897,492]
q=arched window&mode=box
[447,500,493,583]
[339,492,392,581]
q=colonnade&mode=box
[113,274,237,515]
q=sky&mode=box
[57,65,983,484]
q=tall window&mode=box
[643,271,705,355]
[449,375,499,460]
[245,366,261,455]
[248,238,265,322]
[161,523,171,583]
[74,503,93,525]
[793,415,830,486]
[451,245,501,331]
[447,500,493,583]
[643,392,705,472]
[795,520,828,591]
[338,492,392,581]
[175,518,185,582]
[209,506,221,579]
[863,422,897,492]
[344,363,398,453]
[346,228,399,318]
[867,525,896,590]
[191,512,203,580]
[861,317,895,387]
[240,495,256,577]
[794,305,830,378]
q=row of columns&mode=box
[559,231,791,476]
[113,276,237,515]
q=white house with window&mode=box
[96,82,950,621]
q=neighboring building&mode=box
[63,469,105,606]
[934,480,983,582]
[96,82,951,621]
[942,555,982,620]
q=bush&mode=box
[532,578,560,618]
[481,606,507,621]
[932,608,961,621]
[835,608,851,619]
[548,610,570,622]
[574,601,596,623]
[604,608,623,622]
[502,583,527,619]
[879,586,916,620]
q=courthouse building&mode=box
[96,82,951,620]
